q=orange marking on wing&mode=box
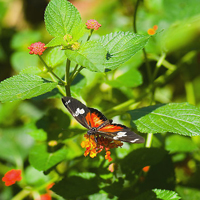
[90,112,104,127]
[99,124,123,132]
[85,112,93,127]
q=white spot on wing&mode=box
[130,138,140,143]
[73,108,85,117]
[65,99,71,105]
[113,131,127,140]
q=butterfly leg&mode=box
[95,135,99,143]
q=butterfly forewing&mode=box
[62,97,91,129]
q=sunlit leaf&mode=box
[45,0,85,41]
[99,31,150,70]
[0,74,57,102]
[129,103,200,136]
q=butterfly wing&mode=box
[97,123,144,143]
[62,97,91,129]
[62,97,108,130]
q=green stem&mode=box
[148,54,176,71]
[69,64,79,82]
[185,81,196,105]
[48,73,66,96]
[143,48,152,84]
[133,0,152,84]
[38,55,66,86]
[87,29,94,41]
[152,53,166,81]
[133,0,140,33]
[69,66,84,84]
[12,187,32,200]
[65,59,71,97]
[145,133,153,148]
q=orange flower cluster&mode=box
[2,169,22,186]
[28,42,47,55]
[81,134,123,162]
[86,19,101,30]
[147,25,158,35]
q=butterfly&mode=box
[62,96,144,144]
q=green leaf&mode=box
[45,47,66,67]
[29,143,67,171]
[11,51,39,72]
[165,135,198,153]
[99,31,150,70]
[20,66,42,75]
[65,41,107,72]
[44,0,85,40]
[45,37,64,47]
[129,103,200,136]
[26,123,47,141]
[152,189,181,200]
[0,74,57,103]
[24,166,49,186]
[11,30,41,51]
[52,173,99,199]
[106,67,142,88]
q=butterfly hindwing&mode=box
[98,123,145,143]
[87,107,108,128]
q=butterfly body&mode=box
[62,96,144,144]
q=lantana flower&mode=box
[28,42,47,55]
[86,19,101,30]
[81,134,123,162]
[147,25,158,35]
[2,169,22,186]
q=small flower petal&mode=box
[147,28,156,35]
[142,166,150,172]
[108,163,115,172]
[153,25,158,30]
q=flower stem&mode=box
[87,29,94,41]
[12,187,32,200]
[133,0,140,33]
[65,58,71,97]
[69,64,79,81]
[133,0,152,85]
[38,55,66,86]
[185,81,196,105]
[69,66,84,84]
[145,133,153,148]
